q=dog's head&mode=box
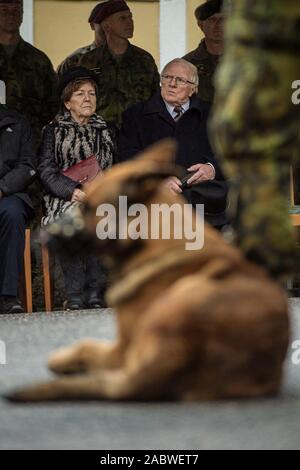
[45,139,183,266]
[87,138,180,209]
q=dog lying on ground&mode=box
[6,140,289,402]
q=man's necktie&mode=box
[173,105,184,122]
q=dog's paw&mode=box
[47,345,84,375]
[48,349,71,374]
[4,382,58,403]
[48,339,110,374]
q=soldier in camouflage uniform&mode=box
[57,2,106,76]
[0,0,58,148]
[183,0,224,103]
[73,0,160,128]
[210,0,300,279]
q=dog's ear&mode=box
[135,138,177,166]
[121,139,182,202]
[121,173,176,204]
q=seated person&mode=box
[0,104,36,314]
[118,58,227,228]
[38,67,115,311]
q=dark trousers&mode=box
[58,252,107,300]
[0,196,32,297]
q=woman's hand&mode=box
[186,164,215,186]
[71,188,86,203]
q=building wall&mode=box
[34,0,204,70]
[187,0,204,52]
[34,1,160,69]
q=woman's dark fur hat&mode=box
[57,67,99,98]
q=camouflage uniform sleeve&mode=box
[150,59,160,95]
[39,57,59,129]
[57,53,82,77]
[210,0,300,278]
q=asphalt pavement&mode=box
[0,301,300,450]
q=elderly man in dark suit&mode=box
[118,58,227,228]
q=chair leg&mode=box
[23,229,33,313]
[41,243,52,312]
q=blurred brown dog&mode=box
[7,140,289,402]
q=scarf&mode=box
[41,112,114,227]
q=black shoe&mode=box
[87,300,104,309]
[86,298,104,309]
[85,290,105,309]
[63,295,84,311]
[1,297,24,315]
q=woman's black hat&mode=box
[57,67,99,97]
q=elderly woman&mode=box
[39,67,115,310]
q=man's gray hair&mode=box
[161,59,199,86]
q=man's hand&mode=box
[0,190,3,200]
[185,163,215,186]
[164,176,183,194]
[71,188,86,203]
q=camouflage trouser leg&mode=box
[210,0,300,278]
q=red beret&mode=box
[94,0,130,24]
[195,0,223,21]
[88,3,106,23]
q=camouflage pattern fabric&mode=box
[210,0,300,278]
[57,42,98,76]
[0,38,59,148]
[75,42,160,128]
[183,39,220,103]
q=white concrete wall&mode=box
[159,0,186,70]
[20,0,34,44]
[0,81,5,104]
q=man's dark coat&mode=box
[118,93,224,180]
[0,105,37,209]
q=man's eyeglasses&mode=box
[161,75,196,87]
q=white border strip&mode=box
[0,81,5,104]
[20,0,34,44]
[159,0,186,70]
